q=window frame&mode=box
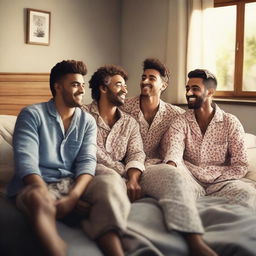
[214,0,256,100]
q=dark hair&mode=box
[50,60,87,97]
[188,69,217,89]
[89,65,128,101]
[143,58,170,85]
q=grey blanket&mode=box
[127,197,256,256]
[1,196,256,256]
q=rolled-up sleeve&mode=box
[13,109,41,179]
[75,116,97,177]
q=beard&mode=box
[106,88,125,107]
[62,91,83,108]
[187,95,204,109]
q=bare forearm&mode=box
[23,173,47,189]
[69,174,93,200]
[127,168,142,182]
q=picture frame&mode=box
[26,8,51,46]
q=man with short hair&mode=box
[161,69,256,256]
[120,58,187,238]
[121,58,184,163]
[82,65,145,256]
[7,60,129,256]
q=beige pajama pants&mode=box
[140,163,256,234]
[17,172,130,239]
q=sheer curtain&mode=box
[187,0,214,73]
[165,0,213,104]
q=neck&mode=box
[194,100,215,134]
[54,97,75,121]
[140,95,160,114]
[98,98,118,127]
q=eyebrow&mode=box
[71,81,85,85]
[186,85,201,88]
[142,74,157,79]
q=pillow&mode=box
[0,115,16,192]
[245,147,256,182]
[245,133,256,149]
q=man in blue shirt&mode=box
[7,60,128,256]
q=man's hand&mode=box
[74,200,91,216]
[55,174,93,219]
[126,168,142,202]
[55,193,78,219]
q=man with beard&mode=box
[161,69,256,256]
[7,60,129,256]
[121,58,184,164]
[82,65,145,256]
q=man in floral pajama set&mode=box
[161,69,256,256]
[82,65,146,256]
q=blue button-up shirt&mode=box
[7,99,97,196]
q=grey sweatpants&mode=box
[140,163,256,234]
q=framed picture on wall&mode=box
[26,8,51,46]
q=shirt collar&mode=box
[185,103,224,123]
[87,100,124,130]
[137,95,166,115]
[46,98,58,118]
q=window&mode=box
[210,0,256,99]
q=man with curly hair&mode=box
[82,65,145,256]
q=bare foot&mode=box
[185,234,218,256]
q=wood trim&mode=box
[235,1,245,94]
[0,73,51,116]
[214,0,256,98]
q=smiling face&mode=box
[186,77,208,109]
[140,69,167,97]
[105,74,127,106]
[56,73,85,108]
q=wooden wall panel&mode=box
[0,73,51,116]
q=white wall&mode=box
[217,103,256,134]
[0,0,255,133]
[120,0,169,96]
[0,0,121,103]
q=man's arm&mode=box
[56,116,97,218]
[96,147,125,175]
[212,116,248,183]
[13,109,42,180]
[55,173,93,218]
[124,120,145,202]
[161,116,186,166]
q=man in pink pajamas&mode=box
[162,69,256,256]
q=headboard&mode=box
[0,73,51,116]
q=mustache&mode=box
[74,92,84,96]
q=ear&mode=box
[161,82,168,92]
[99,85,107,94]
[54,82,61,92]
[207,88,215,97]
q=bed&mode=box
[1,73,256,256]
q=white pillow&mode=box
[0,115,16,191]
[245,133,256,149]
[245,147,256,182]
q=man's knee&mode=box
[18,185,55,214]
[89,174,130,209]
[144,164,184,183]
